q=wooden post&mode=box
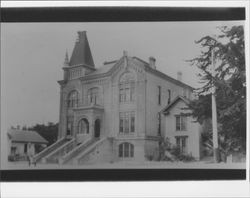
[211,48,220,163]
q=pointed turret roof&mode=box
[69,31,95,67]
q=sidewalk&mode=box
[2,160,246,170]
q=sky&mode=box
[1,21,244,134]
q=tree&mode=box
[28,122,58,146]
[188,26,246,155]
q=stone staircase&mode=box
[75,138,107,164]
[33,138,69,163]
[44,138,77,163]
[60,138,101,165]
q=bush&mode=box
[170,146,196,162]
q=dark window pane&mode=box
[124,143,129,157]
[130,144,134,157]
[120,119,123,133]
[119,144,123,157]
[131,115,135,132]
[176,116,181,131]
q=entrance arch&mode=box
[94,119,101,138]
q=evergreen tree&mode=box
[188,26,246,154]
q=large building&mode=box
[34,31,201,165]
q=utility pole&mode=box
[211,48,220,163]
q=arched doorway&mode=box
[94,119,101,138]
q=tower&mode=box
[62,31,96,81]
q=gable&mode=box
[161,96,191,115]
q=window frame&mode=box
[118,142,134,158]
[87,87,100,105]
[67,90,79,108]
[158,86,161,105]
[175,136,188,154]
[175,115,187,131]
[119,72,135,103]
[119,111,135,134]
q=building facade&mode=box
[35,31,200,164]
[161,96,202,159]
[8,129,48,161]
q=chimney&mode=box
[177,71,182,81]
[149,57,156,69]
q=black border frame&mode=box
[0,6,246,182]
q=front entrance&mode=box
[94,119,101,138]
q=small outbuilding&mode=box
[7,129,48,161]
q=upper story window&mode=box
[87,87,100,105]
[168,89,171,104]
[119,142,134,158]
[119,72,135,103]
[67,90,79,108]
[158,86,161,105]
[119,111,135,134]
[176,115,187,131]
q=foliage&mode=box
[188,25,246,153]
[27,122,58,146]
[159,137,195,162]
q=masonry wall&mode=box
[145,71,193,137]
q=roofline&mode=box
[64,63,96,70]
[60,55,194,90]
[132,56,194,90]
[79,56,124,81]
[161,95,190,114]
[145,65,194,90]
[11,140,48,144]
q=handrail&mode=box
[60,137,94,164]
[45,138,76,162]
[76,138,106,164]
[33,137,65,162]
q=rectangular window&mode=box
[130,82,135,101]
[119,145,123,157]
[158,86,161,105]
[176,136,187,154]
[24,144,28,154]
[119,111,135,134]
[119,118,123,133]
[176,116,181,131]
[176,115,187,131]
[158,113,161,135]
[130,113,135,133]
[168,89,171,104]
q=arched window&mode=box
[87,87,100,105]
[68,90,79,108]
[119,72,135,103]
[118,142,134,158]
[78,118,89,134]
